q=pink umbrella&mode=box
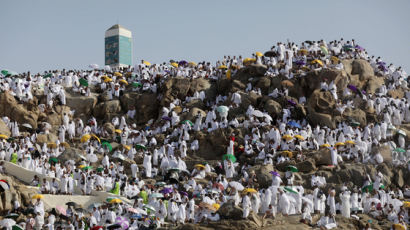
[56,205,67,216]
[115,216,129,229]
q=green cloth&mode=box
[110,182,120,195]
[10,153,18,164]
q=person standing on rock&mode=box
[242,193,251,219]
[340,190,351,218]
[327,188,336,215]
[330,147,339,166]
[143,152,152,178]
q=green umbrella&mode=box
[394,148,406,153]
[181,120,193,126]
[135,144,147,150]
[82,166,92,171]
[106,197,116,202]
[167,168,180,172]
[43,73,53,78]
[155,181,167,186]
[132,82,142,88]
[362,184,373,193]
[222,154,237,163]
[287,165,298,172]
[284,186,298,194]
[79,78,88,87]
[217,105,229,113]
[12,225,23,230]
[350,121,360,127]
[1,69,18,77]
[49,157,58,164]
[96,167,104,172]
[101,141,112,152]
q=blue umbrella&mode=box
[287,121,302,129]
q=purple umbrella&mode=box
[355,45,364,51]
[162,116,171,121]
[347,84,358,92]
[270,171,280,177]
[178,60,188,66]
[294,60,306,66]
[115,216,129,229]
[287,99,297,106]
[377,61,386,66]
[179,191,188,197]
[160,187,173,194]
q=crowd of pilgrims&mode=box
[0,38,409,229]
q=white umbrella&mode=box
[252,110,264,117]
[0,219,16,228]
[263,114,273,121]
[217,105,229,114]
[87,154,98,163]
[89,64,99,69]
[104,65,112,72]
[397,130,406,136]
[21,123,32,129]
[229,181,244,191]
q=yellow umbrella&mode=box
[226,69,232,80]
[255,52,263,57]
[115,129,122,134]
[188,61,197,66]
[104,78,113,83]
[101,75,108,80]
[218,65,227,70]
[331,56,339,63]
[393,224,406,230]
[114,72,122,77]
[212,203,220,211]
[109,198,123,204]
[243,188,257,194]
[345,140,355,145]
[91,134,101,143]
[123,145,131,151]
[32,194,44,199]
[282,135,293,141]
[403,201,410,208]
[311,59,323,66]
[78,165,85,169]
[81,134,91,143]
[294,135,305,140]
[171,62,178,68]
[298,49,308,55]
[60,142,70,148]
[47,143,57,149]
[195,164,205,169]
[243,58,256,64]
[281,150,293,158]
[320,144,331,148]
[335,142,345,147]
[119,79,128,85]
[0,134,9,139]
[143,60,151,66]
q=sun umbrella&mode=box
[282,134,293,141]
[143,60,151,66]
[109,198,123,204]
[181,120,193,126]
[88,203,102,210]
[47,143,57,149]
[127,207,147,215]
[155,181,167,187]
[114,129,122,134]
[243,58,256,64]
[135,144,147,150]
[242,188,257,194]
[107,223,121,230]
[56,205,67,216]
[65,202,77,207]
[213,183,224,191]
[298,49,308,55]
[32,194,44,199]
[171,62,178,68]
[320,143,331,148]
[12,225,23,230]
[331,56,339,63]
[90,134,101,143]
[21,123,32,129]
[82,166,92,171]
[89,64,99,69]
[311,59,324,66]
[281,150,293,158]
[281,80,294,87]
[252,110,264,117]
[222,154,237,163]
[81,134,91,143]
[287,165,298,172]
[345,140,355,145]
[293,135,305,140]
[188,61,197,66]
[397,130,406,136]
[335,142,345,147]
[392,224,406,230]
[350,121,360,127]
[119,79,128,85]
[255,51,263,57]
[178,60,188,66]
[150,193,164,198]
[1,69,18,77]
[167,168,180,172]
[270,171,280,177]
[394,148,406,153]
[131,82,142,88]
[143,204,156,212]
[229,181,244,191]
[284,186,298,194]
[264,50,276,57]
[104,78,113,83]
[320,46,329,55]
[347,84,358,92]
[287,121,302,129]
[87,154,98,163]
[48,157,58,164]
[160,187,173,194]
[218,65,228,70]
[101,141,112,152]
[294,60,306,66]
[216,105,229,114]
[0,219,16,228]
[195,164,205,169]
[0,134,8,139]
[123,145,131,151]
[0,180,10,191]
[96,167,104,172]
[79,78,88,87]
[114,72,122,77]
[115,216,129,229]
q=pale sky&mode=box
[0,0,409,74]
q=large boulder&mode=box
[312,149,332,166]
[256,76,271,93]
[36,133,58,144]
[0,92,39,129]
[296,159,316,173]
[57,148,83,163]
[161,78,191,106]
[184,107,206,123]
[93,100,122,120]
[218,200,243,220]
[264,99,282,117]
[0,119,11,137]
[307,111,336,129]
[248,164,273,188]
[103,122,115,135]
[307,90,335,114]
[65,92,98,117]
[194,129,227,160]
[120,93,159,125]
[371,145,392,163]
[343,108,367,126]
[350,59,375,81]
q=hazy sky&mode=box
[1,0,409,73]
